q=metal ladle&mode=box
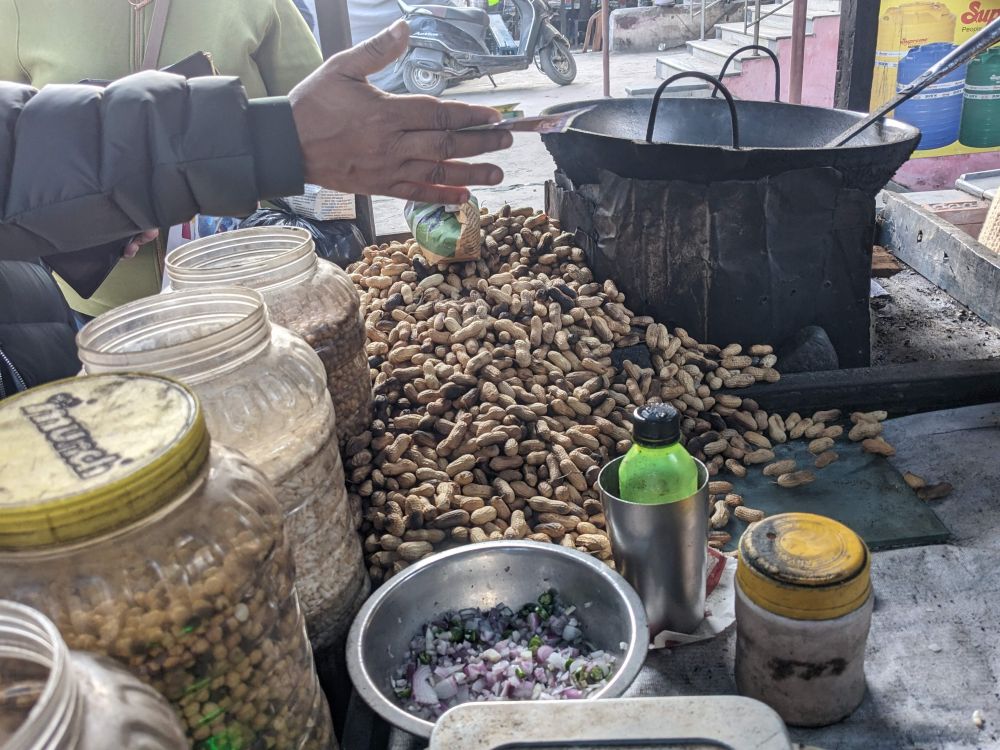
[828,17,1000,148]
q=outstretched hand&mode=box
[289,21,512,204]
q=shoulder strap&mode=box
[141,0,173,71]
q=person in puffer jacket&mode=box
[0,21,511,398]
[0,261,80,397]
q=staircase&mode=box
[648,0,841,99]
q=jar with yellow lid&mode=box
[76,286,369,651]
[0,374,336,749]
[734,512,873,727]
[164,226,373,443]
[0,599,188,749]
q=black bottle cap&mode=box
[631,403,681,445]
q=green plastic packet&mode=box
[403,196,481,265]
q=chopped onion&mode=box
[412,665,438,706]
[434,676,458,700]
[392,590,617,721]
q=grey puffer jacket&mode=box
[0,71,305,394]
[1,71,303,259]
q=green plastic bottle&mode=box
[618,403,699,505]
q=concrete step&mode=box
[650,1,842,94]
[626,82,712,97]
[687,37,768,71]
[715,17,808,47]
[767,0,841,18]
[656,51,742,82]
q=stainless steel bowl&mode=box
[346,541,649,738]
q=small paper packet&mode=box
[404,197,482,265]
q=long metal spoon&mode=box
[828,17,1000,148]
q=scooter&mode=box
[396,0,577,96]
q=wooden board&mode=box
[872,245,902,277]
[899,189,990,239]
[878,191,1000,330]
[834,0,880,112]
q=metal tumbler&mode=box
[598,456,708,636]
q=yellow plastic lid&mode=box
[0,374,209,549]
[737,512,872,621]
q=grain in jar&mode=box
[735,512,873,727]
[165,227,372,442]
[0,599,188,748]
[0,374,336,749]
[77,288,369,650]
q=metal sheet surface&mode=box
[716,429,950,552]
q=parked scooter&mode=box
[397,0,577,96]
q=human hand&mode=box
[123,229,159,258]
[288,21,513,204]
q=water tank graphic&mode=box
[959,48,1000,149]
[870,2,956,112]
[895,42,966,151]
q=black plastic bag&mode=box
[239,200,366,268]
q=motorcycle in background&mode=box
[396,0,577,96]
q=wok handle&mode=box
[646,72,740,149]
[712,45,781,103]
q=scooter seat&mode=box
[408,3,489,24]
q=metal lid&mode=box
[736,512,871,620]
[0,374,209,549]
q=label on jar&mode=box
[0,374,207,547]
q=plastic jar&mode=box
[0,374,336,749]
[734,512,873,727]
[0,599,188,749]
[76,288,369,649]
[165,227,372,442]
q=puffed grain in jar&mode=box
[165,226,372,443]
[77,287,369,651]
[0,599,189,749]
[735,512,873,727]
[0,374,336,749]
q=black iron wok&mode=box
[540,96,920,197]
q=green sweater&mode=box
[0,0,322,316]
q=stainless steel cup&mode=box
[598,456,708,635]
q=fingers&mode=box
[399,96,504,130]
[123,229,158,258]
[387,183,476,205]
[330,21,410,81]
[394,129,512,161]
[394,160,504,188]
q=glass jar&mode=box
[76,287,369,650]
[165,227,373,442]
[0,374,336,749]
[0,599,188,749]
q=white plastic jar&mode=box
[0,600,188,749]
[734,512,873,727]
[165,227,372,443]
[77,287,369,650]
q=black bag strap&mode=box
[141,0,173,71]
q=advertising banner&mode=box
[871,0,1000,158]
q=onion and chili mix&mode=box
[392,590,616,720]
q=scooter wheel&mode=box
[540,40,577,86]
[403,63,448,97]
